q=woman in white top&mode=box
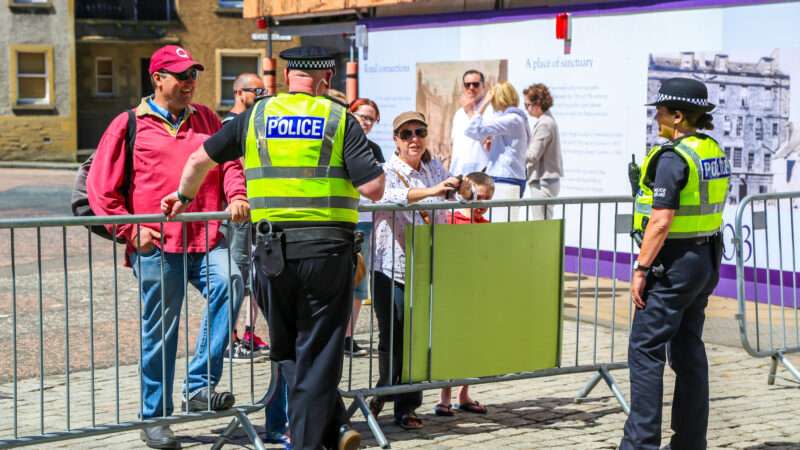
[464,82,530,222]
[523,83,564,220]
[370,111,460,430]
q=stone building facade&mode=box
[647,51,791,204]
[0,0,77,161]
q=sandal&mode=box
[434,403,454,417]
[457,400,487,414]
[369,397,385,418]
[395,412,424,430]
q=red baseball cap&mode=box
[148,45,204,75]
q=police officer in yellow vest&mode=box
[621,78,729,450]
[162,46,386,450]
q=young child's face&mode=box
[472,184,494,219]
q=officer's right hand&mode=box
[130,227,162,253]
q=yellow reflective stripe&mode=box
[249,196,359,210]
[245,166,349,179]
[251,207,358,223]
[635,203,724,216]
[246,177,358,199]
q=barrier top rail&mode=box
[0,195,632,230]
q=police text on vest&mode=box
[265,116,325,139]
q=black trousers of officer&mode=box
[254,248,354,450]
[621,236,722,450]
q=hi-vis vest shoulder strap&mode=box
[633,134,730,239]
[243,93,359,224]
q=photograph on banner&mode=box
[416,59,507,168]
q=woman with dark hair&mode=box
[345,98,385,356]
[523,83,563,220]
[622,77,728,450]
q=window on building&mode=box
[733,147,742,168]
[95,57,113,96]
[11,45,54,108]
[718,84,726,105]
[723,115,732,136]
[755,118,763,141]
[724,147,731,160]
[10,0,51,5]
[218,0,243,7]
[764,154,771,172]
[747,153,755,171]
[736,116,743,137]
[773,122,779,137]
[759,185,767,194]
[216,49,264,108]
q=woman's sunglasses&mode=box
[463,82,482,89]
[396,127,428,141]
[159,68,199,81]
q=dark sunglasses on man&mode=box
[396,127,428,141]
[464,81,482,89]
[241,87,266,96]
[158,68,199,81]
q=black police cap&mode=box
[279,46,337,71]
[646,77,715,112]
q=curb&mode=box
[0,161,80,171]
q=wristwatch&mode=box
[176,190,193,205]
[633,260,650,273]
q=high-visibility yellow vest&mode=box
[633,134,730,238]
[244,93,359,224]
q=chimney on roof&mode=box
[680,52,695,70]
[713,54,729,73]
[757,57,775,75]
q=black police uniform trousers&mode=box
[254,248,354,450]
[620,236,722,450]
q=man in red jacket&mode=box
[87,45,249,450]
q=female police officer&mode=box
[621,77,730,450]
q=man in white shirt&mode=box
[450,70,492,176]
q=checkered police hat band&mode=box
[286,59,336,70]
[655,93,709,107]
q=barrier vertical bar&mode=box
[576,203,584,366]
[10,229,18,438]
[790,198,799,347]
[368,210,377,389]
[750,204,761,352]
[112,224,121,424]
[610,203,619,363]
[388,210,396,389]
[226,221,234,395]
[136,224,144,419]
[776,199,787,349]
[183,223,190,413]
[88,229,96,427]
[159,222,167,418]
[206,222,211,411]
[763,199,773,351]
[36,227,44,434]
[62,227,71,431]
[593,204,601,365]
[425,208,436,382]
[407,209,417,384]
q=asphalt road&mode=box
[0,168,76,218]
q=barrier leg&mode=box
[237,410,267,450]
[352,394,390,449]
[574,367,630,415]
[210,416,240,450]
[769,352,800,385]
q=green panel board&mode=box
[402,220,563,383]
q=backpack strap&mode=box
[121,109,136,196]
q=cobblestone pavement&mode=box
[0,319,798,449]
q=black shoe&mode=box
[140,425,180,449]
[181,389,235,412]
[344,337,368,357]
[338,425,361,450]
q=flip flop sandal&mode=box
[434,403,454,417]
[395,413,424,430]
[457,401,488,414]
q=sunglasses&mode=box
[354,113,377,124]
[241,87,266,96]
[159,68,199,81]
[396,127,428,141]
[463,82,482,89]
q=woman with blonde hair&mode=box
[464,81,530,222]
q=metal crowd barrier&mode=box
[346,195,636,448]
[734,191,800,385]
[0,212,275,449]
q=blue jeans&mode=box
[130,244,243,419]
[266,373,289,435]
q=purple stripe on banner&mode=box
[563,246,800,308]
[360,0,782,31]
